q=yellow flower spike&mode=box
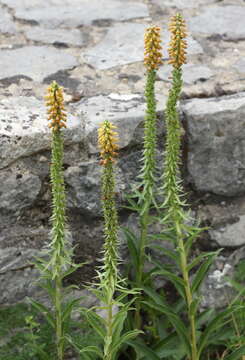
[144,25,163,71]
[45,81,67,131]
[168,13,187,68]
[98,120,119,166]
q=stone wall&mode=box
[0,0,245,306]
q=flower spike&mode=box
[168,13,187,68]
[98,120,119,166]
[46,81,67,131]
[144,25,163,71]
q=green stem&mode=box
[163,67,199,360]
[51,130,66,360]
[176,224,198,360]
[135,69,157,329]
[104,297,113,360]
[55,273,63,360]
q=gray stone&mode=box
[152,0,217,9]
[158,64,214,84]
[83,23,146,70]
[209,215,245,247]
[182,92,245,196]
[233,58,245,74]
[84,25,203,70]
[0,172,41,214]
[7,0,148,28]
[0,46,78,82]
[25,28,85,47]
[75,93,166,153]
[0,247,40,305]
[200,247,245,309]
[0,8,17,34]
[0,96,81,168]
[65,162,102,216]
[189,6,245,40]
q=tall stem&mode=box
[176,224,198,360]
[51,130,66,360]
[135,69,157,329]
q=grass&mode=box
[0,303,55,360]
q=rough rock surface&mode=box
[189,6,245,40]
[0,0,245,307]
[182,93,245,196]
[0,47,78,82]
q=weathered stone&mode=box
[0,46,78,82]
[84,23,146,70]
[84,25,203,70]
[75,93,166,153]
[0,96,81,168]
[6,0,148,28]
[25,28,85,47]
[200,247,245,309]
[209,215,245,247]
[0,172,41,214]
[182,92,245,196]
[0,247,40,305]
[0,8,17,34]
[158,64,214,85]
[152,0,216,9]
[189,6,245,40]
[65,162,102,216]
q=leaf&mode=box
[124,228,139,269]
[149,244,179,264]
[153,332,187,358]
[224,345,245,360]
[187,251,219,272]
[191,252,218,293]
[154,270,186,299]
[62,298,83,322]
[28,298,55,328]
[142,285,167,307]
[197,306,240,358]
[86,310,106,339]
[79,346,103,358]
[111,330,141,357]
[127,339,162,360]
[142,301,191,356]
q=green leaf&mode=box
[124,228,139,269]
[86,310,106,340]
[198,306,240,357]
[149,244,179,264]
[79,346,103,358]
[142,301,191,356]
[111,330,141,357]
[187,251,219,272]
[28,298,55,328]
[62,298,83,322]
[142,285,167,307]
[191,252,218,293]
[154,270,186,299]
[224,345,245,360]
[127,339,162,360]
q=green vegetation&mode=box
[1,13,245,360]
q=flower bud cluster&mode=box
[98,120,119,166]
[144,26,163,71]
[46,81,67,131]
[168,13,187,68]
